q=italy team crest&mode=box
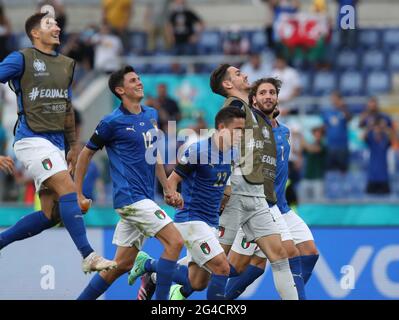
[41,158,52,170]
[200,242,211,255]
[241,238,251,249]
[154,210,166,220]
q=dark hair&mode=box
[249,77,282,107]
[215,106,246,129]
[210,63,232,97]
[108,65,136,100]
[25,12,48,42]
[272,108,280,119]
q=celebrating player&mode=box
[75,66,184,300]
[206,64,298,300]
[227,78,319,300]
[0,12,115,273]
[128,106,245,300]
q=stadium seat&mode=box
[366,71,392,94]
[346,171,367,198]
[330,30,341,49]
[335,49,359,70]
[358,29,381,49]
[391,173,399,196]
[312,71,337,96]
[129,31,147,54]
[350,150,369,171]
[339,70,364,96]
[299,72,313,96]
[362,49,386,71]
[382,29,399,49]
[198,31,222,54]
[388,50,399,71]
[18,33,31,49]
[131,63,149,74]
[250,30,267,52]
[324,171,346,199]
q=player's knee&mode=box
[298,242,319,256]
[164,235,184,254]
[213,261,230,276]
[269,245,288,262]
[191,279,208,291]
[285,244,300,258]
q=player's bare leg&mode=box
[44,170,116,273]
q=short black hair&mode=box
[249,77,282,107]
[108,65,136,100]
[215,106,246,129]
[210,63,232,97]
[25,12,48,42]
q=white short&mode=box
[175,221,224,270]
[283,210,314,245]
[13,137,67,191]
[113,199,172,249]
[231,205,293,259]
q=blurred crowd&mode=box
[1,0,399,205]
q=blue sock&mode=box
[77,273,110,300]
[289,256,306,300]
[301,254,319,284]
[59,192,93,258]
[155,257,177,300]
[0,211,55,250]
[144,259,157,273]
[148,260,194,297]
[225,264,264,300]
[207,274,228,300]
[206,263,239,300]
[173,264,193,297]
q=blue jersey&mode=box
[322,109,349,149]
[273,123,291,214]
[0,50,72,150]
[365,131,391,183]
[174,137,236,228]
[86,104,159,209]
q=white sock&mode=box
[270,258,299,300]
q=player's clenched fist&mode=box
[0,156,15,175]
[164,191,184,209]
[78,194,92,214]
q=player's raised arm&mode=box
[75,146,96,213]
